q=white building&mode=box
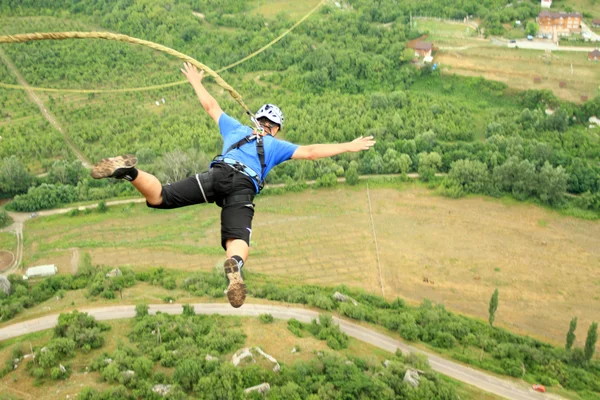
[541,0,552,8]
[25,264,57,278]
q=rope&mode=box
[0,0,324,95]
[0,31,254,115]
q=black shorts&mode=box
[147,162,256,250]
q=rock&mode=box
[205,354,216,361]
[41,347,48,353]
[332,291,358,306]
[104,358,113,364]
[105,268,122,278]
[345,360,353,365]
[383,360,390,368]
[59,364,67,373]
[254,347,281,373]
[291,347,297,354]
[0,275,11,296]
[152,384,172,396]
[403,369,421,388]
[66,395,71,399]
[123,370,135,378]
[232,348,254,366]
[244,383,271,394]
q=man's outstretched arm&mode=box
[292,136,375,160]
[181,62,223,124]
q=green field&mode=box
[18,185,600,347]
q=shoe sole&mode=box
[91,155,137,179]
[224,259,246,308]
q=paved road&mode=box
[0,47,91,167]
[507,39,596,52]
[0,303,562,400]
[581,21,600,42]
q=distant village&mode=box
[408,0,599,67]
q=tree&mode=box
[418,152,442,182]
[0,156,33,196]
[584,322,598,362]
[398,154,412,176]
[448,159,489,193]
[488,288,499,327]
[565,317,577,351]
[526,21,538,36]
[345,165,359,185]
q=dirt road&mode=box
[0,47,91,167]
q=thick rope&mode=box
[0,31,254,115]
[0,0,324,95]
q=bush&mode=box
[287,319,304,338]
[434,332,458,349]
[135,303,149,318]
[259,313,274,323]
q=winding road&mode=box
[0,303,562,400]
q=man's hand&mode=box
[181,62,205,87]
[348,136,376,152]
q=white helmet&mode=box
[255,104,284,129]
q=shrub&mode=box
[259,313,274,323]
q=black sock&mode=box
[123,168,139,182]
[231,255,244,269]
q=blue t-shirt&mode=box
[218,113,298,190]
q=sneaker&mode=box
[224,258,246,308]
[91,155,137,180]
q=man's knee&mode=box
[146,187,167,208]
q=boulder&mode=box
[332,291,358,306]
[152,384,172,396]
[403,369,421,388]
[244,383,270,394]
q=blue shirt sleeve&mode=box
[272,139,299,166]
[218,113,243,138]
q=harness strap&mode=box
[221,133,266,192]
[222,194,255,207]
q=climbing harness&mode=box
[213,130,267,193]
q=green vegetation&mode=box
[0,1,598,218]
[488,288,499,327]
[1,267,599,396]
[566,317,578,351]
[1,311,109,382]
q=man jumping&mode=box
[91,62,375,308]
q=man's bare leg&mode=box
[91,155,163,206]
[225,239,249,261]
[131,170,163,206]
[224,239,249,308]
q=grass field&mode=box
[18,185,600,347]
[423,20,600,102]
[0,315,503,400]
[250,0,323,20]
